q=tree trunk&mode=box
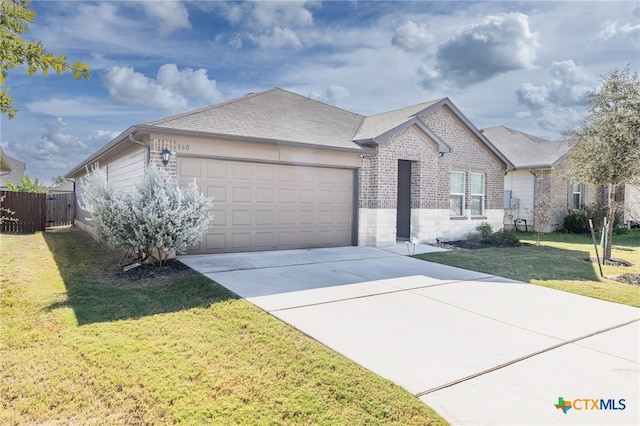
[604,183,618,260]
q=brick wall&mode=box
[358,104,507,245]
[150,139,177,176]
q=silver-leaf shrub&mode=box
[80,166,213,266]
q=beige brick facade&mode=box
[358,105,507,246]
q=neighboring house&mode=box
[483,125,640,231]
[623,184,640,227]
[67,88,512,254]
[482,126,603,232]
[0,147,26,190]
[48,181,75,194]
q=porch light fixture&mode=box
[161,148,171,166]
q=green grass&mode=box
[1,228,447,425]
[416,230,640,307]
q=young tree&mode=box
[80,166,214,267]
[563,66,640,260]
[4,174,46,192]
[1,0,90,119]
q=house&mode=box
[481,126,603,231]
[0,147,26,190]
[66,88,512,254]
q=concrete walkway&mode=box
[180,244,640,425]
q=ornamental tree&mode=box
[4,174,47,192]
[563,66,640,260]
[1,0,90,118]
[80,166,214,266]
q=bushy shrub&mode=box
[476,222,493,241]
[80,166,214,266]
[488,228,520,246]
[465,222,520,247]
[563,211,587,233]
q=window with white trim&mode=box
[570,183,582,209]
[470,173,485,216]
[450,172,465,216]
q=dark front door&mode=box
[396,160,411,240]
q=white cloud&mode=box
[308,85,350,106]
[516,60,594,110]
[516,60,596,133]
[249,27,303,49]
[140,1,191,34]
[2,118,121,184]
[26,97,135,117]
[392,21,435,53]
[218,1,317,49]
[598,20,640,44]
[102,64,223,111]
[419,13,539,89]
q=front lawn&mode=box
[0,228,446,425]
[416,230,640,307]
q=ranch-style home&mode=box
[67,88,513,254]
[482,125,640,231]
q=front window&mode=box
[470,173,485,216]
[571,183,582,209]
[450,172,465,216]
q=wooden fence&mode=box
[0,191,47,233]
[46,193,75,227]
[0,191,76,233]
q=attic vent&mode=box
[243,92,255,96]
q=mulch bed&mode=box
[432,240,532,250]
[610,274,640,286]
[115,259,192,282]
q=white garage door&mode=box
[178,158,355,254]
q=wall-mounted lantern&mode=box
[161,148,171,166]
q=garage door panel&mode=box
[179,158,355,254]
[208,162,227,178]
[232,187,252,203]
[299,189,316,204]
[298,210,315,225]
[256,210,274,225]
[256,187,273,203]
[206,234,226,250]
[212,210,227,226]
[279,188,296,203]
[209,186,226,200]
[231,233,252,249]
[279,210,296,225]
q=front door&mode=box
[396,160,411,240]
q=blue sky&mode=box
[1,0,638,185]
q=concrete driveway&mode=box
[180,244,640,425]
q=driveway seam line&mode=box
[268,279,473,312]
[414,317,640,398]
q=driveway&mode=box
[180,244,640,425]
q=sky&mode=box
[1,0,638,185]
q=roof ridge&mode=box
[143,88,279,126]
[278,87,366,120]
[365,98,444,119]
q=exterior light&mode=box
[161,148,171,166]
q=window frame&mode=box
[570,182,582,210]
[469,173,486,217]
[449,171,466,217]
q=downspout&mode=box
[528,168,537,230]
[129,132,150,167]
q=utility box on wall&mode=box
[510,198,519,208]
[503,190,512,209]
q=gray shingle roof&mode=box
[481,125,570,169]
[353,99,442,142]
[144,88,367,151]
